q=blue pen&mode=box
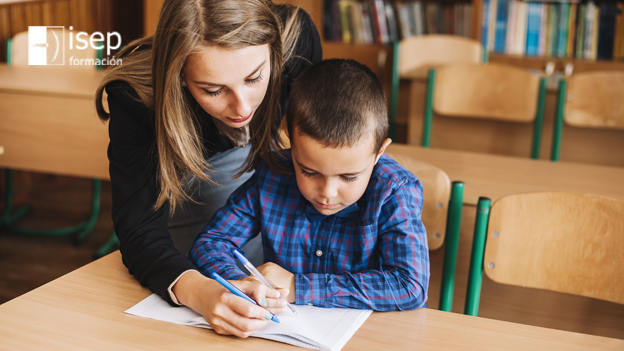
[210,271,280,323]
[233,249,298,316]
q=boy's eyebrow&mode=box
[295,156,366,176]
[193,60,266,87]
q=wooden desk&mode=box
[0,251,621,351]
[386,144,624,203]
[0,63,109,179]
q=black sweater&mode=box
[104,8,322,305]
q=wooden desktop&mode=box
[0,251,622,350]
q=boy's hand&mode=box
[239,275,288,314]
[256,262,296,303]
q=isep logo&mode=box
[28,26,64,65]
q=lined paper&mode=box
[125,294,372,351]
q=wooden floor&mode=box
[0,177,114,304]
[1,172,623,341]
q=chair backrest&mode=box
[551,72,624,161]
[386,144,465,312]
[564,71,624,130]
[466,192,624,317]
[384,152,450,250]
[434,63,541,122]
[398,35,482,78]
[10,29,96,69]
[423,63,547,159]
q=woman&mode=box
[95,0,322,337]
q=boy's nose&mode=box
[319,179,338,199]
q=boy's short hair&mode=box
[286,59,388,154]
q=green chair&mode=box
[1,31,104,245]
[386,147,464,312]
[464,192,624,317]
[551,71,624,161]
[389,35,483,142]
[421,63,547,160]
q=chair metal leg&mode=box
[94,230,119,260]
[551,79,567,162]
[0,169,31,229]
[3,169,101,246]
[422,69,436,148]
[530,78,547,160]
[439,181,465,312]
[464,197,492,317]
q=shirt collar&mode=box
[304,202,360,223]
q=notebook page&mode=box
[256,305,372,351]
[125,294,372,351]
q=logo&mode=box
[28,26,122,66]
[28,26,64,65]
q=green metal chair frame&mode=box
[464,197,492,316]
[422,68,547,160]
[438,181,465,312]
[550,79,567,162]
[1,36,103,246]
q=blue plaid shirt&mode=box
[190,151,429,311]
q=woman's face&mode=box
[183,44,271,128]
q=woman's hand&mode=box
[256,262,296,303]
[171,271,279,338]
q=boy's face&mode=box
[291,130,391,216]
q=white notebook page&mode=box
[125,294,372,351]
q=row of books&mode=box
[482,0,624,60]
[323,1,474,45]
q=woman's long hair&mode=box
[95,0,301,213]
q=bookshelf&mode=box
[478,0,624,72]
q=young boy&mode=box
[190,59,429,311]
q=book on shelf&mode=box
[481,0,624,60]
[323,0,474,46]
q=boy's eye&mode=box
[341,176,357,183]
[203,88,222,97]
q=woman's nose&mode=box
[230,88,252,118]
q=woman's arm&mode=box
[107,82,197,305]
[107,83,285,337]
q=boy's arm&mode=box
[189,174,262,280]
[296,180,429,311]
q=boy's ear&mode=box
[375,138,392,164]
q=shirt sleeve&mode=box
[189,173,263,280]
[294,180,430,311]
[106,83,197,306]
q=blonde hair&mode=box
[95,0,302,213]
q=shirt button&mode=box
[307,303,313,306]
[316,250,323,257]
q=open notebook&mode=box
[125,294,372,351]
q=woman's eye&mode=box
[341,176,357,183]
[300,170,316,178]
[247,73,263,85]
[203,89,222,97]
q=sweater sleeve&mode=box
[106,82,196,306]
